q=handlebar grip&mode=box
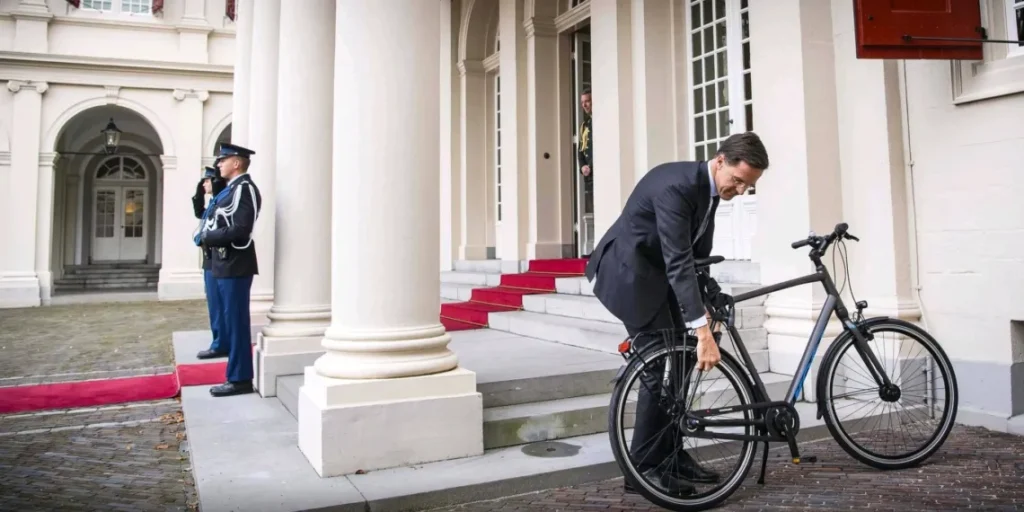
[835,222,849,234]
[791,239,810,249]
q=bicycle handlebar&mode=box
[790,222,859,253]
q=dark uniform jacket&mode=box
[192,178,226,270]
[578,115,593,183]
[201,173,261,278]
[584,161,718,329]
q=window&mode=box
[96,157,147,181]
[81,0,152,15]
[1008,0,1024,57]
[951,0,1024,104]
[689,0,753,162]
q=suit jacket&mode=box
[578,115,593,183]
[201,173,261,278]
[585,160,718,329]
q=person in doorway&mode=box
[578,88,594,258]
[192,166,228,360]
[199,143,262,397]
[584,132,769,495]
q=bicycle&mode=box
[607,222,958,511]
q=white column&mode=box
[12,0,52,53]
[35,152,57,305]
[440,0,461,271]
[457,60,489,260]
[630,0,675,181]
[246,0,281,320]
[831,0,919,322]
[524,11,567,260]
[158,90,209,301]
[230,0,254,146]
[0,80,47,308]
[298,0,482,478]
[176,0,212,62]
[749,0,845,399]
[589,0,635,242]
[497,0,528,261]
[254,0,335,398]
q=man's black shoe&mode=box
[676,454,721,483]
[209,381,254,397]
[623,467,697,496]
[196,349,228,360]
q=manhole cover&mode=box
[521,441,581,458]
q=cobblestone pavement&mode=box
[441,425,1024,511]
[0,300,208,386]
[0,399,197,512]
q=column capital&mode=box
[7,80,48,94]
[0,152,10,166]
[160,155,178,169]
[38,152,58,167]
[172,88,210,102]
[457,60,484,77]
[523,17,557,39]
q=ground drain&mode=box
[521,441,581,458]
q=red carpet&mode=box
[440,258,587,331]
[0,347,249,414]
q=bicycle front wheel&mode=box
[820,319,958,470]
[608,340,758,512]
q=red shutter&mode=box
[226,0,236,21]
[152,0,163,14]
[66,0,81,7]
[854,0,984,60]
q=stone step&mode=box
[63,268,160,276]
[64,263,160,271]
[55,275,158,283]
[521,292,766,330]
[441,282,476,301]
[53,281,157,291]
[441,270,503,287]
[453,260,523,274]
[553,276,766,306]
[487,311,770,368]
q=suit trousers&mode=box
[203,269,224,353]
[215,275,254,383]
[624,292,698,471]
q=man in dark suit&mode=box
[585,132,769,495]
[192,166,228,360]
[199,143,262,397]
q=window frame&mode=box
[951,0,1024,104]
[79,0,154,17]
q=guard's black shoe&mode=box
[196,349,228,360]
[623,467,697,496]
[209,381,254,397]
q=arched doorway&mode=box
[50,105,165,293]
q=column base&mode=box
[254,306,330,397]
[157,268,205,301]
[0,273,41,308]
[458,244,489,260]
[297,365,483,478]
[249,291,274,324]
[526,241,574,260]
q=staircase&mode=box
[432,258,788,451]
[53,263,160,293]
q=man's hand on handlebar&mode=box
[695,324,721,372]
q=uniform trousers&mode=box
[203,269,224,353]
[214,275,254,383]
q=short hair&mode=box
[581,87,591,96]
[716,132,769,171]
[238,156,251,172]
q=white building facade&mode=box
[2,0,1023,472]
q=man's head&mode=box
[214,143,256,180]
[710,132,769,201]
[580,87,592,115]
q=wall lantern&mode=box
[101,118,123,154]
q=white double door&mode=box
[92,186,147,262]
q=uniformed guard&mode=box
[192,166,229,360]
[199,143,261,397]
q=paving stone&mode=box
[438,425,1024,512]
[0,400,196,512]
[0,300,208,385]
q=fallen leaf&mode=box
[126,444,133,451]
[355,469,367,475]
[155,443,170,450]
[176,432,186,441]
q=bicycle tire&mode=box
[820,318,958,470]
[608,345,758,511]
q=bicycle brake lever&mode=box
[845,233,860,242]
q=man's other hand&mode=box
[581,165,591,177]
[695,325,721,372]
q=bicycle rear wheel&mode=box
[820,319,958,470]
[608,334,758,511]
